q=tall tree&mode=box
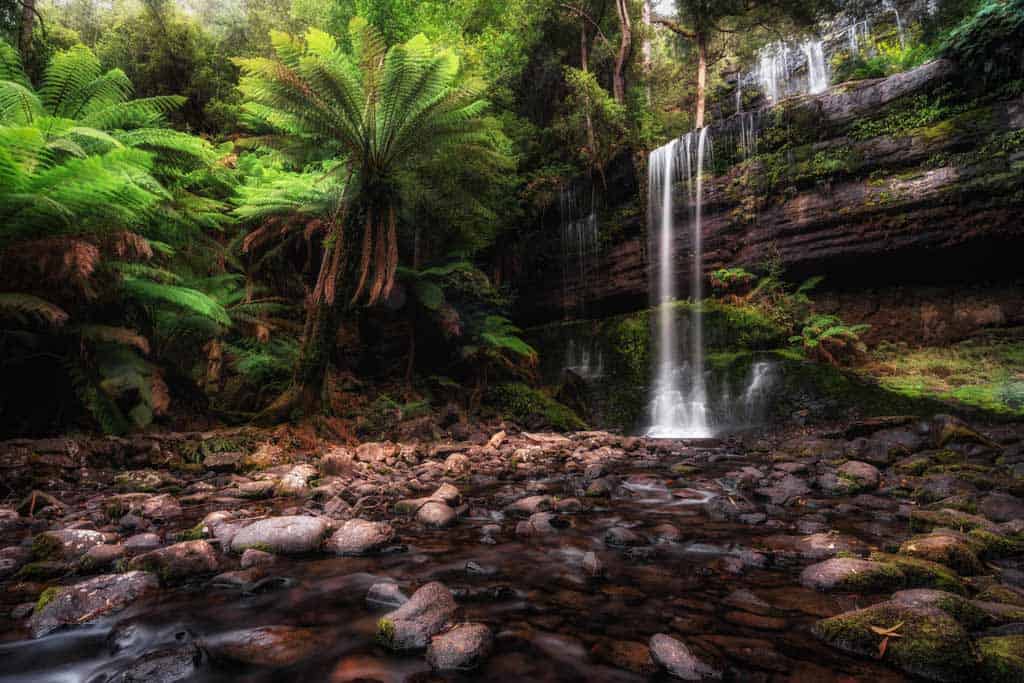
[232,19,510,420]
[18,0,34,58]
[612,0,632,104]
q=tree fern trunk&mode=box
[19,0,35,59]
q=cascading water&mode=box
[802,39,829,94]
[559,185,599,319]
[646,128,712,438]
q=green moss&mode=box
[176,522,207,542]
[31,533,61,561]
[486,382,585,432]
[35,586,59,613]
[376,617,396,647]
[979,636,1024,683]
[968,529,1022,559]
[870,552,966,594]
[812,601,975,681]
[976,585,1024,607]
[237,542,274,554]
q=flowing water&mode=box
[560,185,599,319]
[0,441,916,682]
[646,130,712,439]
[802,40,829,94]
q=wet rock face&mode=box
[324,519,395,556]
[114,643,202,683]
[29,571,159,638]
[230,516,330,555]
[425,623,493,671]
[378,582,458,651]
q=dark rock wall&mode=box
[512,60,1024,344]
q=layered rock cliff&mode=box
[512,60,1024,343]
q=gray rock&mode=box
[504,495,552,517]
[980,492,1024,523]
[200,625,328,667]
[324,519,395,556]
[799,557,900,592]
[29,571,159,638]
[33,528,106,561]
[605,526,646,547]
[515,512,563,537]
[140,494,182,521]
[273,464,318,497]
[416,501,457,528]
[837,461,881,491]
[649,633,721,680]
[124,533,162,552]
[114,644,201,682]
[79,543,126,572]
[128,540,219,581]
[240,548,277,569]
[426,623,493,671]
[230,516,330,555]
[378,581,458,651]
[367,582,408,608]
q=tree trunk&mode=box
[613,0,632,105]
[695,34,708,129]
[19,0,35,59]
[580,20,597,163]
[642,0,652,104]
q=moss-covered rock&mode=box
[891,588,993,631]
[898,532,986,576]
[978,636,1024,683]
[485,383,584,432]
[869,552,966,594]
[812,601,976,682]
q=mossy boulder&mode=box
[812,601,976,682]
[891,589,993,631]
[486,383,584,432]
[898,532,986,576]
[978,636,1024,683]
[869,552,966,594]
[799,558,904,593]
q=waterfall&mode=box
[646,128,712,438]
[884,0,906,48]
[565,338,604,379]
[757,43,789,104]
[802,40,829,94]
[560,185,599,318]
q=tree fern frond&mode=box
[77,324,150,354]
[122,277,231,326]
[0,293,69,325]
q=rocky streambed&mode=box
[1,415,1023,682]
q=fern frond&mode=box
[0,293,69,325]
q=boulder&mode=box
[230,516,330,555]
[899,532,985,576]
[812,601,975,682]
[377,582,458,651]
[200,625,328,667]
[32,529,106,561]
[426,623,493,671]
[324,519,395,556]
[416,501,457,529]
[836,461,881,492]
[29,571,159,638]
[648,633,721,680]
[129,540,219,581]
[273,464,318,497]
[799,558,903,592]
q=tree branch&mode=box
[653,18,696,40]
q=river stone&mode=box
[29,571,159,638]
[367,582,408,608]
[504,495,552,517]
[444,453,471,476]
[140,494,182,521]
[129,540,219,581]
[837,461,881,492]
[200,625,327,667]
[378,582,458,651]
[979,635,1024,681]
[114,643,201,682]
[324,519,395,556]
[754,475,810,506]
[33,528,106,561]
[799,557,903,592]
[320,446,354,475]
[273,464,318,497]
[899,531,985,576]
[124,533,162,552]
[891,588,992,630]
[980,492,1024,523]
[649,633,722,680]
[79,543,126,572]
[416,501,457,528]
[230,516,329,555]
[515,512,564,537]
[240,548,276,569]
[426,623,493,671]
[812,601,975,682]
[605,526,646,547]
